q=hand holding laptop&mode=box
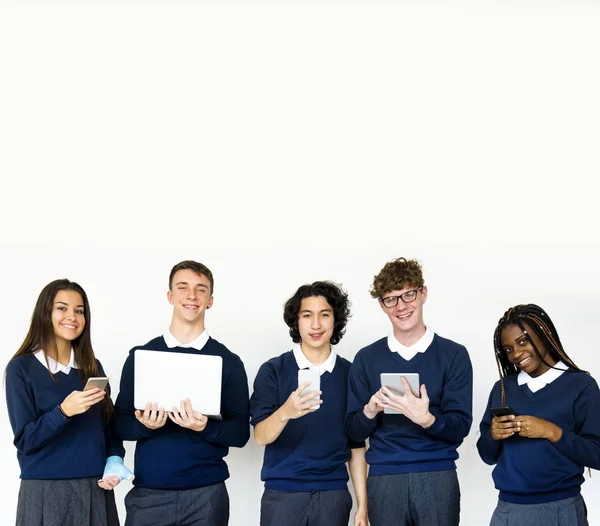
[135,402,168,430]
[168,398,208,432]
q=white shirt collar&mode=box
[34,348,78,374]
[293,343,337,375]
[517,360,567,392]
[163,328,210,351]
[387,326,435,359]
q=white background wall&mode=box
[1,2,599,525]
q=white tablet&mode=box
[380,373,420,415]
[134,349,223,417]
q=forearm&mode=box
[424,409,472,443]
[552,430,600,470]
[13,406,70,455]
[346,409,378,443]
[348,447,368,512]
[201,415,250,448]
[253,408,289,446]
[113,408,154,441]
[476,429,503,465]
[104,419,126,457]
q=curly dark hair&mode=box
[283,281,351,346]
[370,257,425,298]
[493,303,586,406]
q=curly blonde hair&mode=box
[370,257,424,298]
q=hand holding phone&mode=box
[490,406,520,441]
[85,377,109,391]
[490,406,519,418]
[298,369,321,410]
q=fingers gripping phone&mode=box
[85,377,109,391]
[490,406,519,418]
[298,369,320,410]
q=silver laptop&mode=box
[134,349,223,418]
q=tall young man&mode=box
[115,260,250,526]
[346,258,473,526]
[250,281,368,526]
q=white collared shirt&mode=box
[34,348,78,374]
[517,360,567,393]
[163,329,210,351]
[387,326,435,361]
[293,344,337,375]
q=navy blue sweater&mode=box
[477,370,600,504]
[346,335,473,475]
[5,355,124,479]
[114,336,250,490]
[250,351,365,491]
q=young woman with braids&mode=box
[5,279,133,526]
[477,304,600,525]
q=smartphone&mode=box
[84,377,109,391]
[380,373,420,415]
[491,406,519,418]
[298,369,321,410]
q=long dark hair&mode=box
[11,279,114,422]
[493,303,586,406]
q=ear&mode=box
[167,290,174,305]
[421,285,428,304]
[207,296,214,309]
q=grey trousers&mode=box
[490,495,588,526]
[260,488,353,526]
[367,470,460,526]
[124,482,229,526]
[16,477,119,526]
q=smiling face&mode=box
[298,296,334,354]
[501,322,556,378]
[51,289,85,347]
[167,269,213,326]
[379,284,427,344]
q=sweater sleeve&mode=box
[551,376,600,470]
[476,386,504,465]
[5,360,70,455]
[114,350,155,441]
[249,361,280,427]
[423,345,473,443]
[97,360,126,458]
[345,354,378,442]
[200,354,250,448]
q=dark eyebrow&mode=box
[512,333,527,343]
[55,301,84,309]
[300,308,333,314]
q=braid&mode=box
[493,304,591,478]
[492,304,588,407]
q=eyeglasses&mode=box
[380,288,422,308]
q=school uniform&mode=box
[478,361,600,526]
[250,346,365,526]
[5,350,124,526]
[346,329,473,526]
[114,330,250,526]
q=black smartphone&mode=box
[491,406,519,418]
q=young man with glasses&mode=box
[345,257,473,526]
